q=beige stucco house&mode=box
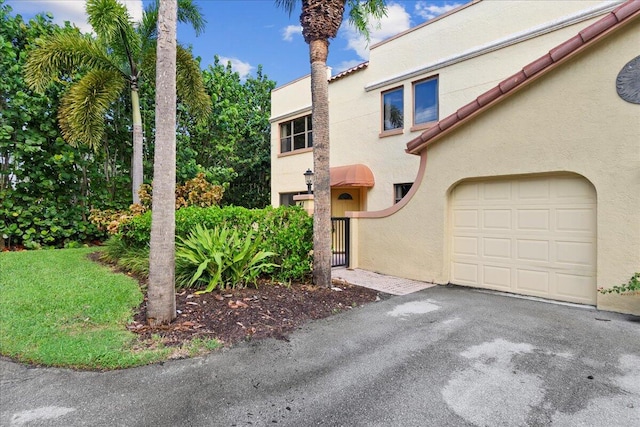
[270,0,640,314]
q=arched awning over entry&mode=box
[330,164,375,187]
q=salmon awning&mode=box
[330,164,374,187]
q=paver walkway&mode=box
[332,267,436,295]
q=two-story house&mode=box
[270,0,640,314]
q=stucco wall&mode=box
[355,20,640,313]
[270,76,313,206]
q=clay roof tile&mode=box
[457,100,481,120]
[549,35,584,61]
[613,0,640,21]
[523,54,554,78]
[499,70,527,94]
[579,12,619,42]
[438,114,459,131]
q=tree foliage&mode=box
[0,2,129,249]
[177,57,275,208]
[1,2,275,249]
[23,0,210,204]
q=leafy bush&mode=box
[114,205,312,282]
[101,236,150,279]
[175,224,277,292]
[90,174,224,235]
[598,273,640,295]
[175,173,224,209]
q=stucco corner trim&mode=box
[347,152,428,219]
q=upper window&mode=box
[382,87,404,132]
[413,77,438,126]
[280,115,312,153]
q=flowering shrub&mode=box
[90,174,224,234]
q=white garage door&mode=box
[450,175,597,305]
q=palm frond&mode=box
[347,0,387,42]
[87,0,141,73]
[177,0,207,36]
[274,0,298,16]
[176,45,211,123]
[58,68,126,150]
[143,45,211,124]
[140,0,206,43]
[24,31,124,93]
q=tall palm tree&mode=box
[24,0,210,204]
[275,0,386,287]
[147,0,177,327]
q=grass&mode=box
[0,248,219,370]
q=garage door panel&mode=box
[517,209,550,231]
[453,209,479,229]
[556,241,595,266]
[451,175,596,305]
[516,269,550,293]
[454,183,479,202]
[452,262,478,284]
[483,209,511,229]
[517,239,550,262]
[556,273,597,302]
[556,208,596,232]
[483,237,511,258]
[555,177,595,200]
[518,179,551,200]
[483,265,511,288]
[483,181,512,200]
[453,236,478,256]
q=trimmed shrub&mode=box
[114,205,312,282]
[176,224,278,292]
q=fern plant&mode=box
[175,224,278,293]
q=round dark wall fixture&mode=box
[617,55,640,104]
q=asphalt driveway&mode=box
[1,286,639,426]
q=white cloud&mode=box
[218,56,254,80]
[6,0,143,33]
[343,2,411,60]
[331,59,364,76]
[414,1,463,21]
[282,25,302,42]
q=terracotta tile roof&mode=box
[330,62,368,82]
[406,0,640,155]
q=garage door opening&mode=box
[449,174,597,305]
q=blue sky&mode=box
[6,0,467,86]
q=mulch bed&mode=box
[89,252,383,348]
[129,281,381,347]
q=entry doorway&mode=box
[331,188,362,217]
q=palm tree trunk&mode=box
[131,88,143,204]
[147,0,177,326]
[309,38,332,288]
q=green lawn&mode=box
[0,248,174,369]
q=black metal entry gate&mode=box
[331,217,350,267]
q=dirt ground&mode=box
[89,253,383,348]
[129,280,382,347]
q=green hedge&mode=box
[118,205,313,282]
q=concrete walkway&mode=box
[332,267,436,295]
